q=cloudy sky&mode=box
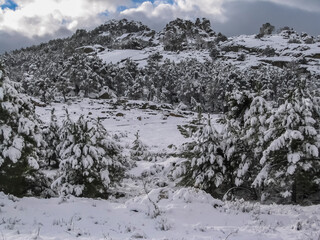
[0,0,319,53]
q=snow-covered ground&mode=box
[98,46,210,67]
[37,98,192,149]
[1,98,319,240]
[1,187,320,240]
[220,34,320,74]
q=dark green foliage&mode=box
[262,46,276,57]
[210,48,220,60]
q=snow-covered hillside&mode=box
[96,26,320,74]
[220,33,320,74]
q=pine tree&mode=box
[253,81,320,203]
[127,76,145,100]
[236,95,272,190]
[178,117,227,197]
[42,108,60,168]
[52,114,125,198]
[215,89,255,199]
[0,61,46,197]
[218,117,244,196]
[130,131,150,161]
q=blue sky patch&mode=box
[0,0,18,10]
[100,10,110,17]
[117,6,128,12]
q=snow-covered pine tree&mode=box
[0,62,46,197]
[253,79,320,203]
[52,114,125,198]
[42,108,60,168]
[178,117,227,198]
[217,89,256,199]
[236,95,272,191]
[127,75,145,100]
[130,131,150,161]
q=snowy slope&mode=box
[97,28,320,74]
[98,46,210,67]
[220,33,320,73]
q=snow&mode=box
[28,156,39,170]
[18,117,35,135]
[287,153,300,164]
[98,46,210,67]
[0,188,320,240]
[37,98,192,151]
[220,33,320,74]
[3,145,21,163]
[0,125,12,141]
[0,87,3,101]
[98,49,150,67]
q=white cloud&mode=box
[121,0,226,23]
[0,0,131,38]
[175,0,225,16]
[119,0,228,32]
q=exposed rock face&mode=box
[161,18,216,51]
[256,23,275,38]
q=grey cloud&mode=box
[20,16,43,26]
[0,27,73,54]
[214,1,320,36]
[268,0,320,13]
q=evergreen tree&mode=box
[177,118,227,198]
[237,95,272,187]
[220,90,253,191]
[253,81,320,203]
[0,62,46,196]
[42,108,60,168]
[52,114,125,198]
[130,131,150,161]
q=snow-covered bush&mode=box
[52,114,126,198]
[0,62,46,197]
